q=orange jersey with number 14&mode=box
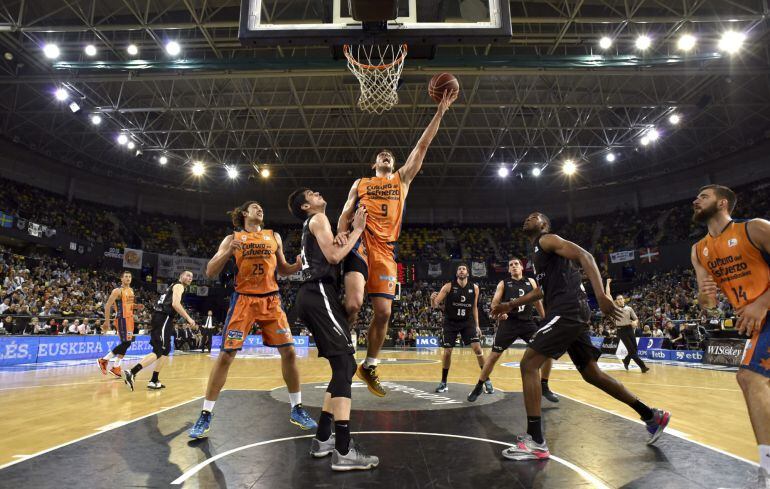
[233,230,280,295]
[357,172,406,243]
[695,220,770,309]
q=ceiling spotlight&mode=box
[84,44,97,56]
[126,141,135,150]
[192,161,205,176]
[43,43,60,59]
[635,35,652,51]
[668,113,681,125]
[68,102,80,113]
[260,167,271,178]
[90,114,102,125]
[117,134,128,145]
[226,166,239,179]
[718,31,746,54]
[563,160,577,175]
[647,128,660,141]
[165,41,181,56]
[531,167,542,177]
[3,52,13,61]
[127,44,138,56]
[497,166,510,178]
[54,88,68,101]
[159,156,168,165]
[640,136,651,146]
[606,152,616,162]
[677,34,696,52]
[599,37,612,50]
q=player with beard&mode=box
[492,212,670,460]
[691,185,770,481]
[430,264,488,393]
[335,89,458,397]
[467,257,558,403]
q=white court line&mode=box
[0,395,203,471]
[171,431,611,488]
[554,391,759,467]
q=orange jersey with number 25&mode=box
[233,230,280,295]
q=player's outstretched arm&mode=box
[171,283,195,327]
[311,207,368,265]
[274,232,301,276]
[735,219,770,336]
[691,244,717,309]
[336,179,361,239]
[540,234,622,321]
[398,89,458,186]
[206,234,237,279]
[430,283,451,309]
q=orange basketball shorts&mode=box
[222,292,293,350]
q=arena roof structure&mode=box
[0,0,768,192]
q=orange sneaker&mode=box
[97,358,108,375]
[109,366,122,378]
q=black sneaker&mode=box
[542,386,559,403]
[124,371,135,391]
[467,383,483,402]
[622,358,630,370]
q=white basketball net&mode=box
[344,44,407,114]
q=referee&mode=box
[202,310,215,353]
[612,294,649,373]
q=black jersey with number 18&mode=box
[532,233,590,322]
[444,280,476,323]
[502,277,535,321]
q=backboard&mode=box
[239,0,511,48]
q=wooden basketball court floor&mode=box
[0,346,761,488]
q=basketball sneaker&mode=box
[542,386,559,403]
[622,358,630,370]
[97,358,108,375]
[645,408,671,445]
[189,411,212,439]
[484,379,494,394]
[356,364,386,397]
[109,366,122,378]
[435,382,448,393]
[290,405,318,430]
[309,434,335,458]
[467,383,483,402]
[502,434,550,461]
[331,440,379,471]
[147,381,165,390]
[123,370,135,391]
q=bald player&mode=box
[336,89,458,397]
[691,184,770,479]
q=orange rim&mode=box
[343,44,408,70]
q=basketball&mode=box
[428,73,460,103]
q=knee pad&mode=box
[326,354,356,398]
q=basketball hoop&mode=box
[344,44,407,114]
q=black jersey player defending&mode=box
[288,188,379,472]
[468,257,558,403]
[492,212,670,461]
[430,264,489,393]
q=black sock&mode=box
[631,400,654,421]
[316,411,334,442]
[150,371,159,383]
[334,421,351,455]
[130,364,142,376]
[441,368,449,383]
[475,380,484,389]
[527,416,544,444]
[541,378,549,389]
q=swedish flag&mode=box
[0,211,13,228]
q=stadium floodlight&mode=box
[68,102,80,113]
[117,134,128,145]
[226,165,239,179]
[497,166,509,178]
[54,88,69,101]
[43,43,60,59]
[260,167,271,178]
[84,44,97,56]
[192,161,205,176]
[563,160,577,175]
[159,156,168,165]
[606,152,616,162]
[668,113,681,125]
[126,141,135,150]
[165,41,181,56]
[647,128,660,141]
[718,31,746,54]
[599,37,612,50]
[635,35,652,51]
[677,34,696,52]
[90,114,102,125]
[127,44,138,56]
[531,167,542,177]
[640,136,651,146]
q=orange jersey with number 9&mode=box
[233,230,280,295]
[357,172,406,243]
[695,220,770,309]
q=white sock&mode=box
[102,352,115,361]
[363,357,378,368]
[203,399,216,413]
[760,445,770,473]
[289,391,301,408]
[114,357,122,367]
